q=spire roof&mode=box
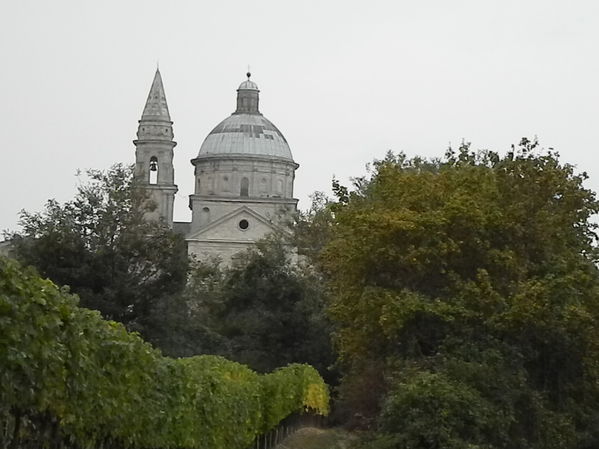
[141,69,171,121]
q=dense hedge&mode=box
[0,257,329,449]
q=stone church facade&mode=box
[133,69,299,261]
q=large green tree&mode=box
[6,164,188,337]
[323,139,599,448]
[180,237,336,378]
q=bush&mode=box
[0,257,329,449]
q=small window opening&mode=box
[201,207,211,225]
[240,177,249,197]
[149,156,158,184]
[239,219,249,230]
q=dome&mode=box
[238,79,259,90]
[196,75,294,162]
[197,113,294,161]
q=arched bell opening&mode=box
[201,207,211,226]
[149,156,158,185]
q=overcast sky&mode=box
[1,0,598,232]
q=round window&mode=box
[239,219,249,230]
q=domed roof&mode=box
[238,79,259,90]
[196,75,294,162]
[198,114,293,160]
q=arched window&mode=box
[260,177,268,196]
[240,177,249,197]
[149,156,158,184]
[201,207,210,225]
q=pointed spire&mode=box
[136,68,175,142]
[141,68,171,121]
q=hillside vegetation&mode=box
[6,138,599,448]
[0,257,329,449]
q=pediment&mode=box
[186,206,285,242]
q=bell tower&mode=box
[133,68,178,226]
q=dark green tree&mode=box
[323,139,599,447]
[182,236,336,378]
[148,258,231,358]
[6,164,188,338]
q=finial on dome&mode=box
[247,71,251,80]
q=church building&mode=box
[133,69,299,262]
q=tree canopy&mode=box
[178,238,336,379]
[323,139,599,448]
[4,165,335,375]
[5,164,188,335]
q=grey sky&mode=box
[1,0,598,232]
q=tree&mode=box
[5,164,188,338]
[292,191,336,265]
[323,139,599,447]
[182,236,336,379]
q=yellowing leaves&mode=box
[0,257,329,449]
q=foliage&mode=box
[0,256,329,449]
[181,236,336,380]
[5,164,188,336]
[4,164,334,380]
[323,139,599,447]
[293,191,336,264]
